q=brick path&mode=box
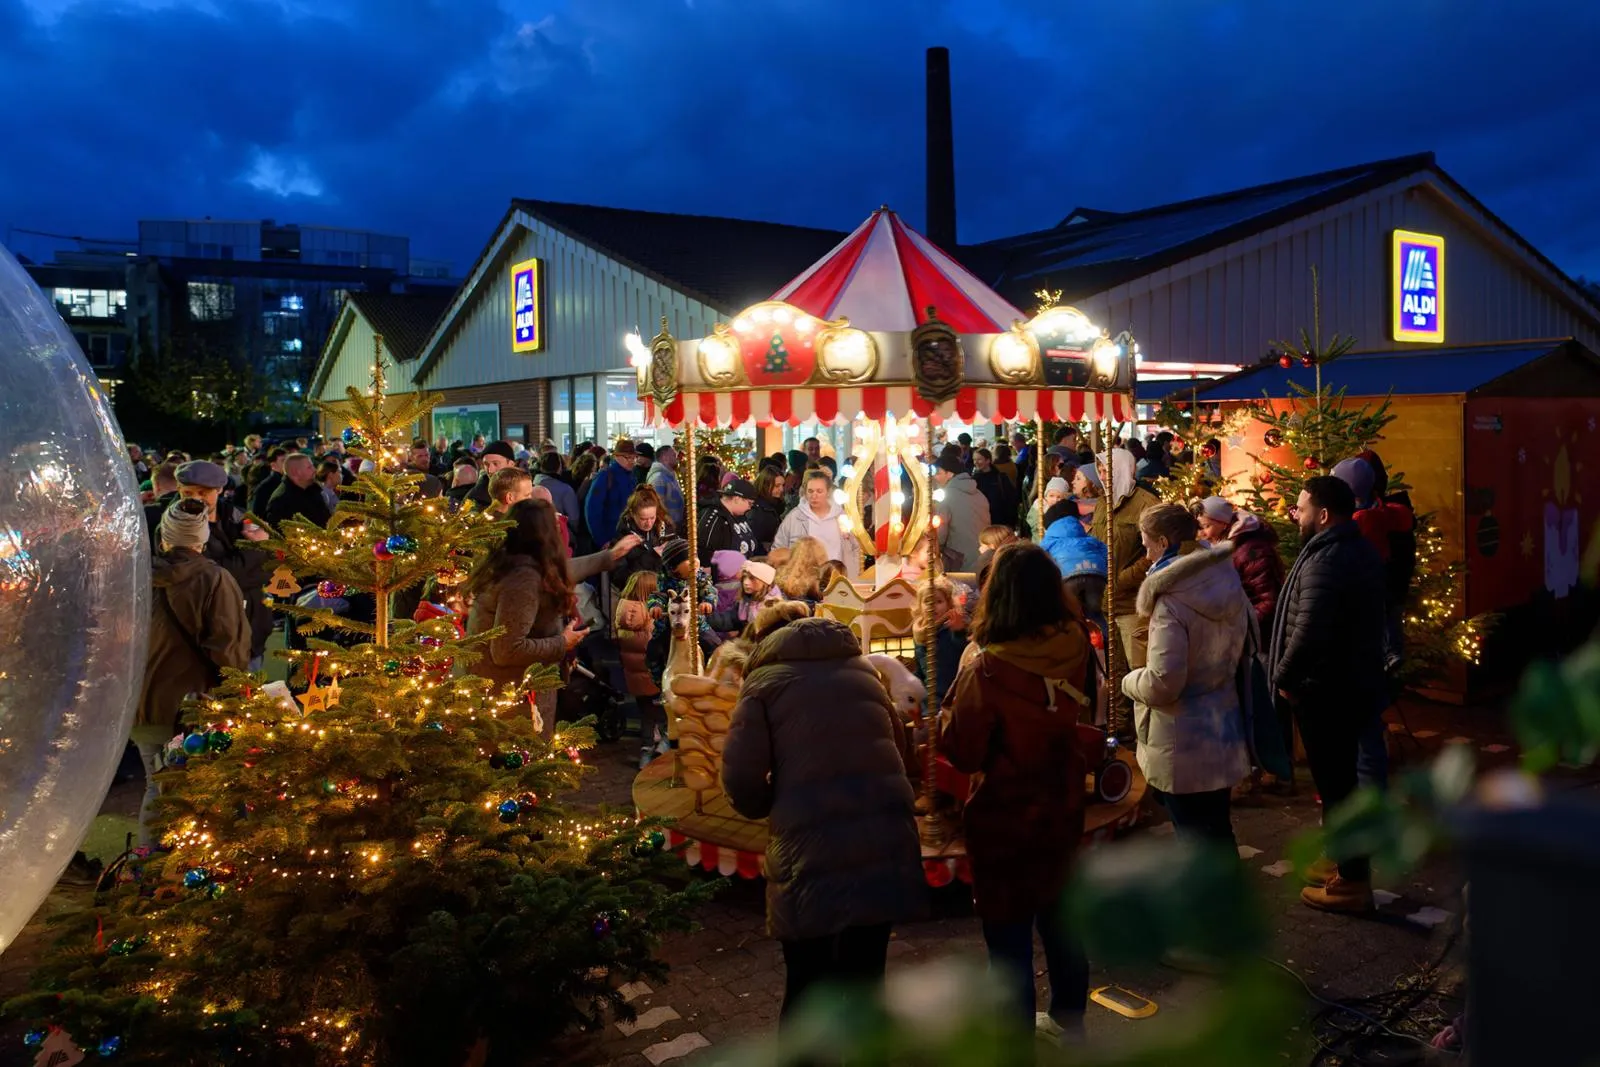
[534,700,1518,1066]
[3,698,1527,1066]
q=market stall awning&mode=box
[645,385,1133,428]
[771,208,1026,333]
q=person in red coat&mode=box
[1195,496,1286,633]
[1197,496,1291,793]
[940,542,1093,1044]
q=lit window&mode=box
[188,282,235,321]
[53,288,126,319]
[280,294,304,312]
[283,338,303,352]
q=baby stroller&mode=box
[558,642,629,742]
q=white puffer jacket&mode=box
[1121,543,1252,795]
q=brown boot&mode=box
[1301,857,1338,887]
[1301,874,1375,914]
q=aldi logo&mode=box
[511,258,542,352]
[1392,231,1445,343]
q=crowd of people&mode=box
[126,420,1418,1045]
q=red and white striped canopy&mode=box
[645,386,1133,428]
[771,208,1025,333]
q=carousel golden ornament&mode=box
[695,322,745,388]
[812,319,878,384]
[647,316,679,408]
[910,306,964,404]
[988,320,1042,385]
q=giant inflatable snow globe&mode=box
[0,241,148,953]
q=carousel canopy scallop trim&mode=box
[643,386,1134,428]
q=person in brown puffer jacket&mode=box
[137,498,251,844]
[722,612,926,1020]
[940,542,1093,1043]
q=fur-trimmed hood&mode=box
[1135,542,1241,619]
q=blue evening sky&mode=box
[3,0,1596,281]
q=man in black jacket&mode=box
[250,447,290,516]
[264,453,333,529]
[697,478,758,566]
[1270,475,1386,915]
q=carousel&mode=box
[628,207,1146,886]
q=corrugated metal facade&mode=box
[317,310,418,404]
[418,210,725,405]
[1072,179,1600,369]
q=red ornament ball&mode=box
[1301,356,1315,368]
[1277,354,1293,370]
[373,541,395,561]
[1304,457,1320,470]
[1263,429,1284,449]
[400,656,425,677]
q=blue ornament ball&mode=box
[341,427,360,445]
[592,916,612,938]
[181,733,207,755]
[163,750,188,769]
[23,1029,46,1048]
[182,868,211,890]
[97,1035,123,1057]
[497,799,520,823]
[385,534,417,554]
[423,721,444,732]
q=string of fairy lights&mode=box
[44,343,673,1065]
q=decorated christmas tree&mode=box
[7,339,711,1066]
[1234,271,1491,680]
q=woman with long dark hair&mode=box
[940,541,1093,1044]
[747,466,786,555]
[465,498,637,737]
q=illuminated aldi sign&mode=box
[1392,230,1445,343]
[511,258,542,352]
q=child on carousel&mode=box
[644,537,719,689]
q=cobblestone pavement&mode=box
[0,699,1533,1066]
[535,699,1521,1067]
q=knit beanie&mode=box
[1045,476,1071,498]
[1331,457,1376,507]
[658,537,691,573]
[160,498,211,551]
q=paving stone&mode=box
[641,1032,711,1064]
[618,981,654,1002]
[1237,845,1263,859]
[1261,860,1294,877]
[1372,890,1401,907]
[1406,906,1453,929]
[616,1006,681,1036]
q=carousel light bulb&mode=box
[840,463,855,479]
[832,488,848,505]
[838,515,854,534]
[772,306,792,324]
[933,488,947,503]
[904,423,919,438]
[891,491,906,507]
[795,315,813,334]
[752,306,771,324]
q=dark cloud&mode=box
[3,0,1597,281]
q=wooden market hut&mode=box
[1188,337,1600,692]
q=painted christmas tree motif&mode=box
[763,330,791,374]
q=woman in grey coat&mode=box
[721,610,926,1019]
[1121,503,1251,851]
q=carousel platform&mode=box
[632,750,1147,886]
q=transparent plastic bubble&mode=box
[0,242,149,952]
